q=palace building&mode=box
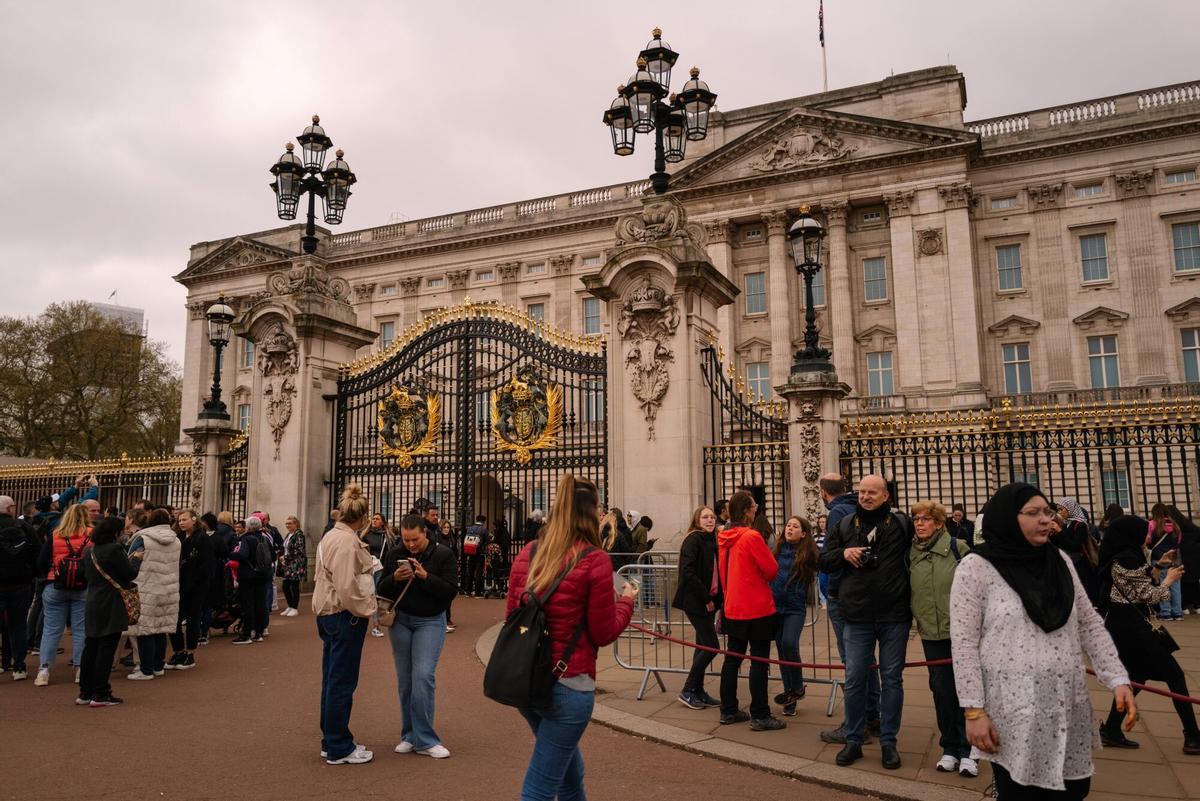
[167,65,1200,543]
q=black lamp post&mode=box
[603,29,717,195]
[269,115,357,254]
[787,207,834,375]
[199,296,235,420]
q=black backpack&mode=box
[483,544,596,709]
[53,536,89,591]
[0,528,32,584]
[244,534,276,577]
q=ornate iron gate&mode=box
[700,344,790,534]
[332,301,608,557]
[840,398,1200,518]
[221,432,249,520]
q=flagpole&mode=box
[821,44,828,93]
[819,0,828,92]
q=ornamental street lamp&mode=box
[269,115,357,254]
[787,207,834,375]
[602,28,717,195]
[199,296,236,420]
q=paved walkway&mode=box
[560,603,1200,801]
[3,597,863,801]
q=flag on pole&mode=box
[107,290,117,300]
[819,0,825,46]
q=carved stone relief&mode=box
[187,301,207,321]
[258,323,299,460]
[1026,183,1064,208]
[400,276,421,296]
[883,190,915,216]
[797,401,823,524]
[823,201,849,227]
[937,182,973,210]
[617,275,680,439]
[497,261,521,282]
[190,438,205,507]
[266,261,349,301]
[1115,170,1154,198]
[702,219,731,244]
[746,126,859,172]
[353,282,377,301]
[448,269,470,289]
[550,255,573,276]
[614,195,706,248]
[917,228,944,257]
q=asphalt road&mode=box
[1,598,867,801]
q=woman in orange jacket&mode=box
[717,490,784,731]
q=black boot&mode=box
[835,743,863,766]
[881,744,901,770]
[1099,725,1140,749]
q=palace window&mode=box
[1182,328,1200,383]
[1002,342,1032,394]
[747,361,770,401]
[240,338,255,369]
[475,269,494,283]
[1166,169,1197,185]
[742,225,764,243]
[804,268,826,308]
[861,210,883,224]
[581,254,602,267]
[1074,183,1103,199]
[526,262,546,275]
[1079,234,1109,282]
[1102,468,1131,509]
[1174,223,1200,273]
[427,276,445,288]
[526,303,545,322]
[530,485,548,515]
[380,284,397,296]
[991,196,1017,210]
[866,351,894,396]
[237,403,251,432]
[863,257,888,302]
[744,272,767,315]
[475,391,488,423]
[379,321,395,349]
[1087,335,1120,389]
[996,244,1023,291]
[1012,469,1039,487]
[426,490,443,511]
[583,379,605,423]
[582,297,602,335]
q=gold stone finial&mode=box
[285,142,294,152]
[652,26,662,38]
[312,114,320,123]
[799,203,811,214]
[637,56,648,69]
[690,66,699,78]
[335,148,344,158]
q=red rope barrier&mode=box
[627,622,1200,706]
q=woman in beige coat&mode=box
[126,508,181,680]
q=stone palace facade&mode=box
[173,65,1200,537]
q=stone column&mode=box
[1028,183,1073,390]
[703,219,735,357]
[885,191,923,392]
[777,372,850,523]
[939,183,985,392]
[1116,170,1168,384]
[178,302,209,450]
[183,420,241,513]
[822,201,855,382]
[763,210,793,392]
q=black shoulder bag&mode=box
[483,544,596,709]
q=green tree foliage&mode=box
[0,302,182,459]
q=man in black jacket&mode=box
[818,475,912,771]
[0,496,39,679]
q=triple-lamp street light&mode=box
[269,115,357,254]
[603,28,717,195]
[787,207,834,375]
[198,296,236,421]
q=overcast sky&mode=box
[4,0,1197,365]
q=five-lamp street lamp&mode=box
[198,296,236,421]
[269,115,357,254]
[787,207,834,375]
[603,29,717,195]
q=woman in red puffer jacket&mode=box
[717,489,783,730]
[506,474,635,801]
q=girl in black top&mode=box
[79,516,137,706]
[671,506,722,710]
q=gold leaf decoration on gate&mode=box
[491,366,562,465]
[377,381,441,468]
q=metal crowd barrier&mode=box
[614,561,843,715]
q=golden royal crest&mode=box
[491,366,562,465]
[378,381,441,468]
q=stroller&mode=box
[482,543,510,599]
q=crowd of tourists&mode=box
[0,474,308,707]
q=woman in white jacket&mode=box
[126,508,181,680]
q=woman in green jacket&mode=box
[908,501,975,778]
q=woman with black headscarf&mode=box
[951,483,1135,800]
[1096,515,1200,754]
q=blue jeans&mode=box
[318,611,368,760]
[518,682,595,801]
[827,597,879,721]
[775,611,807,694]
[1160,569,1183,618]
[39,585,86,670]
[387,610,447,751]
[137,633,167,675]
[843,620,908,746]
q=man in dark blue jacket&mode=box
[0,496,39,679]
[818,473,880,745]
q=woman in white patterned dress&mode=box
[950,483,1136,800]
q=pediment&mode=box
[1165,297,1200,321]
[987,314,1041,335]
[670,108,977,191]
[1072,306,1128,329]
[854,324,897,344]
[176,237,294,282]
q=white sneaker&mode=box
[935,754,959,772]
[127,671,155,681]
[75,667,81,684]
[959,757,979,777]
[394,741,414,754]
[34,669,49,687]
[418,744,450,759]
[13,670,27,681]
[327,746,374,765]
